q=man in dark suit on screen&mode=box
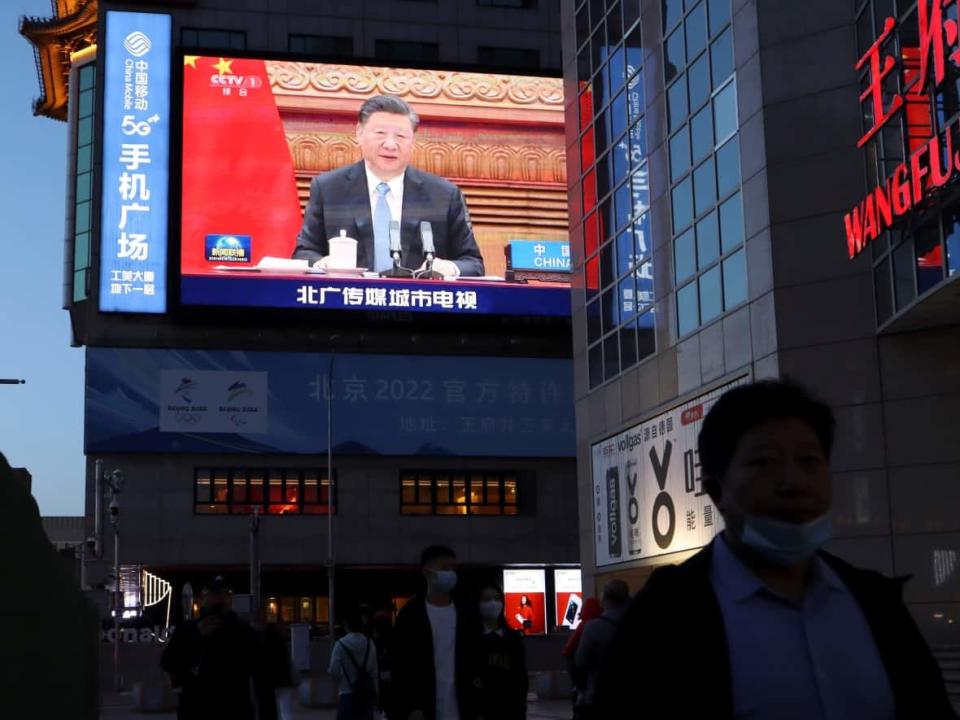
[292,94,484,278]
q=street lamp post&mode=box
[326,349,336,639]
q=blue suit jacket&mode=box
[293,161,484,276]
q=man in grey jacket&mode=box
[572,579,630,718]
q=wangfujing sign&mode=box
[591,377,745,568]
[845,2,960,258]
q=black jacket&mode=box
[596,540,957,719]
[161,610,278,720]
[293,161,485,276]
[471,627,528,720]
[390,596,479,720]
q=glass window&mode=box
[630,118,647,170]
[78,89,94,118]
[617,229,637,276]
[665,27,686,83]
[602,285,620,331]
[688,54,711,111]
[77,117,92,146]
[719,192,744,253]
[634,211,652,259]
[675,228,697,283]
[613,134,631,183]
[678,280,699,335]
[608,46,627,96]
[722,248,748,308]
[589,342,604,388]
[76,173,91,203]
[672,177,694,232]
[716,136,740,198]
[601,242,616,288]
[696,210,720,269]
[945,210,960,277]
[76,146,92,174]
[691,104,714,162]
[614,180,633,231]
[693,156,717,216]
[710,28,734,87]
[636,260,655,309]
[874,257,894,325]
[478,46,541,70]
[637,311,656,359]
[79,64,94,91]
[196,471,212,503]
[685,2,708,61]
[670,126,691,181]
[915,223,944,295]
[663,0,684,31]
[249,473,264,503]
[667,78,689,131]
[714,79,738,141]
[893,239,916,308]
[620,323,638,369]
[624,0,641,33]
[707,0,731,35]
[587,297,602,342]
[699,265,723,323]
[288,34,354,57]
[604,333,620,380]
[619,275,637,322]
[75,201,90,235]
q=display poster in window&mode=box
[591,377,746,567]
[503,569,546,636]
[554,568,583,629]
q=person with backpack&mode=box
[329,608,379,720]
[571,580,629,720]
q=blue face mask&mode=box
[430,570,458,593]
[739,513,833,567]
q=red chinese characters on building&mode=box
[846,2,960,258]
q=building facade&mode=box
[564,0,960,647]
[21,0,583,652]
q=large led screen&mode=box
[179,56,571,317]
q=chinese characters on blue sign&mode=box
[99,12,171,313]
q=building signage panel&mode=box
[503,569,546,636]
[846,3,960,259]
[554,568,583,629]
[158,370,268,433]
[86,348,575,457]
[591,377,746,568]
[99,11,172,312]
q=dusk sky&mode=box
[0,0,85,515]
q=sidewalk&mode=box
[100,694,572,719]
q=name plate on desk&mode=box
[506,240,571,282]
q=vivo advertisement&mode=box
[176,52,570,317]
[99,11,172,313]
[85,348,575,457]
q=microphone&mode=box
[418,221,442,280]
[379,219,413,278]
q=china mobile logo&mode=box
[845,1,960,258]
[123,31,151,57]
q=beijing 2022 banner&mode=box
[592,377,746,567]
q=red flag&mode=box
[180,56,302,274]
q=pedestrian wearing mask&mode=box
[391,545,478,720]
[471,584,527,720]
[596,380,957,720]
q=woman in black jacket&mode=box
[471,584,528,720]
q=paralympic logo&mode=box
[227,380,254,402]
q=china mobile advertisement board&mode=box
[592,377,746,567]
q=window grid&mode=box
[194,467,335,515]
[181,28,247,50]
[855,0,957,328]
[73,63,96,303]
[665,0,745,339]
[575,0,656,388]
[399,471,521,516]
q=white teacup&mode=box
[327,229,358,269]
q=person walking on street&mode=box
[471,584,528,720]
[391,544,478,720]
[596,380,957,719]
[572,581,629,720]
[262,623,299,720]
[372,612,397,719]
[329,607,379,720]
[161,577,277,720]
[560,597,601,719]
